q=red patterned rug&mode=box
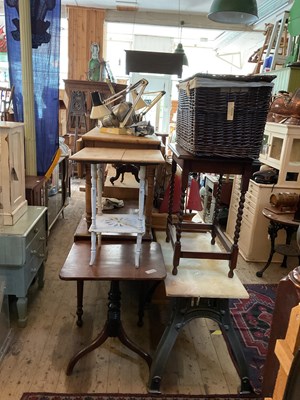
[20,394,262,400]
[229,283,277,395]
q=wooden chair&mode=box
[0,85,14,121]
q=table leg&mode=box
[90,163,98,265]
[85,163,92,227]
[66,280,151,375]
[110,164,140,185]
[148,297,252,394]
[166,160,176,243]
[172,166,189,275]
[76,280,84,327]
[230,188,247,278]
[229,170,251,278]
[144,165,156,240]
[37,262,45,289]
[210,174,223,245]
[281,226,294,268]
[256,220,281,278]
[137,281,161,327]
[16,296,28,328]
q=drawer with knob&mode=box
[0,206,47,325]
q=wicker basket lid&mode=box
[179,73,276,90]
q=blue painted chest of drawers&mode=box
[0,206,47,326]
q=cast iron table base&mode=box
[256,213,300,278]
[148,296,253,394]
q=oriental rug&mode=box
[229,283,277,395]
[20,394,263,400]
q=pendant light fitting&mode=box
[174,20,189,66]
[208,0,258,25]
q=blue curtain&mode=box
[5,0,61,175]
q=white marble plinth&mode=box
[155,231,249,299]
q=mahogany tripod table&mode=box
[59,241,166,375]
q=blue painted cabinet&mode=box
[0,206,47,326]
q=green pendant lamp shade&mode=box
[174,42,189,66]
[208,0,258,25]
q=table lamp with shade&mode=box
[90,92,111,120]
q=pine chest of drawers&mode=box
[0,206,47,326]
[226,177,300,263]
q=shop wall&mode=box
[67,6,105,80]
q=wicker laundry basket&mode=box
[176,73,275,159]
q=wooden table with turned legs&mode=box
[166,143,254,277]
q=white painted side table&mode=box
[70,147,165,267]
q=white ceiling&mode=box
[61,0,293,29]
[60,0,293,52]
[63,0,212,14]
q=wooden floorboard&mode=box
[0,177,294,397]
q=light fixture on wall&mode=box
[208,0,258,25]
[174,20,189,66]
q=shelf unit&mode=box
[263,66,300,93]
[259,122,300,187]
